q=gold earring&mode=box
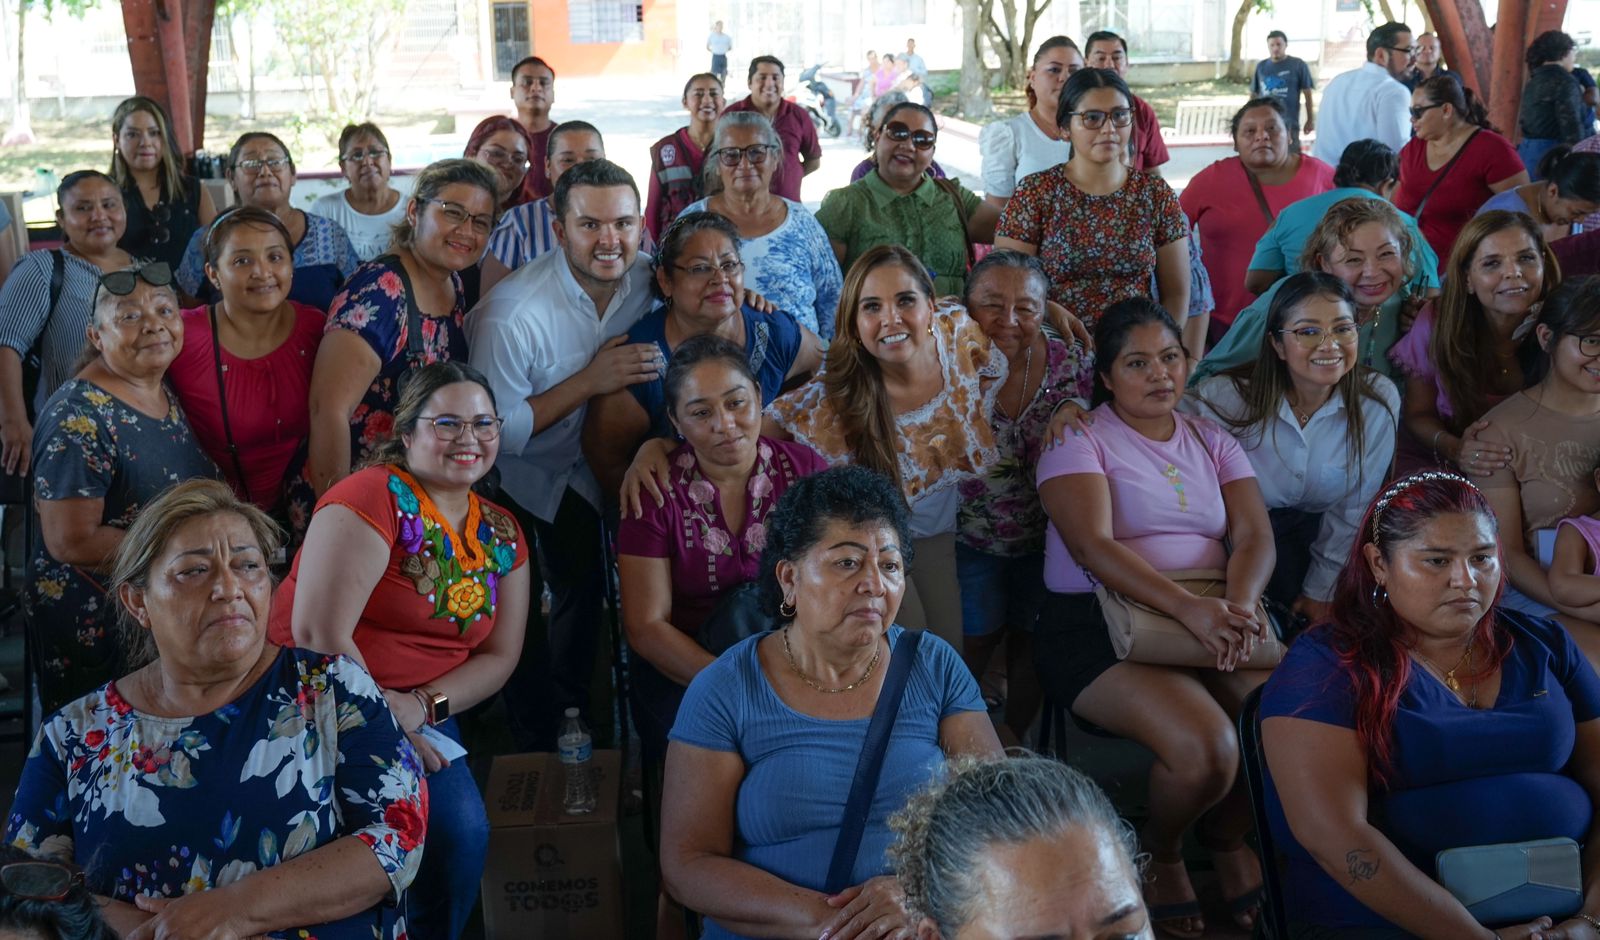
[779,597,796,618]
[926,322,934,337]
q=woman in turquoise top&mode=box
[1196,197,1418,384]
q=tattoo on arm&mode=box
[1346,849,1380,884]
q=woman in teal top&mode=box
[1243,138,1439,298]
[1195,197,1418,384]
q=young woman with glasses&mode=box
[817,101,1000,298]
[677,110,842,337]
[108,96,217,271]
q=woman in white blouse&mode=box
[1187,271,1399,626]
[978,36,1083,210]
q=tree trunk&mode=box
[1018,0,1050,89]
[1226,0,1253,84]
[957,0,993,118]
[983,18,1014,91]
[4,0,32,146]
[246,16,257,121]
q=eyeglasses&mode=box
[1573,334,1600,357]
[342,148,389,163]
[417,414,504,442]
[674,259,743,280]
[1408,102,1445,120]
[1,861,85,901]
[234,157,291,174]
[1386,45,1416,57]
[99,261,174,297]
[882,122,936,150]
[1068,108,1134,129]
[1277,324,1360,349]
[477,145,529,169]
[715,144,775,168]
[425,199,495,237]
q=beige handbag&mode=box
[1095,568,1285,669]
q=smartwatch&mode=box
[416,686,450,726]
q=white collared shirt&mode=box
[466,248,653,521]
[1313,62,1413,165]
[1185,372,1400,601]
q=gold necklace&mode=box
[995,343,1034,421]
[781,625,882,693]
[1416,637,1476,703]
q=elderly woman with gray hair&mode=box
[890,754,1151,938]
[6,478,426,940]
[25,261,218,713]
[678,110,843,337]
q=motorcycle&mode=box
[793,63,842,138]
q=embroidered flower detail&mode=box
[702,526,731,556]
[675,450,697,470]
[387,475,421,514]
[487,571,499,607]
[743,522,767,553]
[757,441,773,461]
[399,554,430,592]
[446,579,486,619]
[686,480,716,506]
[747,474,773,499]
[398,515,426,555]
[483,506,518,544]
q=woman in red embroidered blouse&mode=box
[617,334,826,762]
[268,361,531,940]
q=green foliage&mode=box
[271,0,407,118]
[23,0,97,19]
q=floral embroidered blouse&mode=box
[268,465,529,691]
[957,335,1095,557]
[26,380,219,714]
[616,438,827,634]
[5,648,426,940]
[766,302,1006,537]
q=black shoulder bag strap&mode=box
[1242,162,1276,225]
[824,629,924,895]
[21,249,66,423]
[1414,128,1480,222]
[207,304,253,505]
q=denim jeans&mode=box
[404,718,489,940]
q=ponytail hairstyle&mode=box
[1538,147,1600,206]
[1328,471,1509,786]
[1025,35,1082,111]
[1331,139,1400,190]
[1417,75,1494,132]
[825,245,936,493]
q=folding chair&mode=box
[1236,685,1292,940]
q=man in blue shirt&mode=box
[1402,32,1460,90]
[1252,30,1316,144]
[902,37,928,80]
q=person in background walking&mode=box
[707,21,732,86]
[1519,30,1588,180]
[1252,30,1315,145]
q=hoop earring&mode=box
[1370,584,1389,607]
[779,598,796,619]
[926,322,934,337]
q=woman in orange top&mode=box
[269,360,532,940]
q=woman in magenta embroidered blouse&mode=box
[617,334,826,763]
[168,207,323,536]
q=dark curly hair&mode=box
[758,465,914,618]
[0,846,117,940]
[1526,30,1576,70]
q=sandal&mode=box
[1203,837,1264,931]
[1144,856,1205,939]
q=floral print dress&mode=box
[5,648,426,940]
[27,380,219,713]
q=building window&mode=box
[872,0,927,25]
[568,0,643,44]
[492,3,530,80]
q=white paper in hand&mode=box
[418,725,468,762]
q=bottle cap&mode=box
[564,707,579,717]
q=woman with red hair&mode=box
[1261,471,1600,936]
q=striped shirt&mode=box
[486,197,558,272]
[0,249,103,413]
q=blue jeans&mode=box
[1519,137,1563,180]
[405,718,489,940]
[955,544,1045,637]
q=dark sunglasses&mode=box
[99,262,173,297]
[1,861,85,901]
[883,121,936,150]
[1408,102,1445,120]
[149,201,172,246]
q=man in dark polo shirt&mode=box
[723,55,822,201]
[1084,30,1170,173]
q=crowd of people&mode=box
[3,21,1600,940]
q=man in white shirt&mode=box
[707,21,733,85]
[1314,22,1415,165]
[468,158,660,749]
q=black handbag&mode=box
[696,581,773,656]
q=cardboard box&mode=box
[480,750,625,940]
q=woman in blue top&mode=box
[176,133,360,312]
[1477,146,1600,243]
[1261,470,1600,937]
[661,466,1003,940]
[582,211,823,502]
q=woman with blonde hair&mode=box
[109,95,217,270]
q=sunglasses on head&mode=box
[1,861,85,901]
[883,122,936,150]
[98,262,173,297]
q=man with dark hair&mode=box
[723,54,822,200]
[1084,30,1169,171]
[467,158,658,751]
[1313,21,1413,164]
[482,120,607,292]
[1403,32,1459,90]
[706,20,731,84]
[1253,30,1315,142]
[509,55,557,201]
[903,37,928,80]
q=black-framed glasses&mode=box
[883,122,936,150]
[342,148,389,164]
[1573,334,1600,357]
[1068,108,1134,130]
[715,144,775,168]
[1387,44,1416,57]
[234,157,291,174]
[674,259,743,280]
[1409,102,1445,120]
[417,414,504,442]
[99,262,174,297]
[476,145,529,169]
[424,199,495,237]
[1277,324,1359,349]
[1,861,85,901]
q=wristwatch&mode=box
[415,686,450,726]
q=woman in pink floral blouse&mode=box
[617,334,826,763]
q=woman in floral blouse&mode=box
[271,361,530,940]
[27,263,218,714]
[955,251,1093,743]
[617,334,826,763]
[7,478,425,940]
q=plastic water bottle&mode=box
[558,708,597,814]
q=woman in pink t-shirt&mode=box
[1035,296,1275,936]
